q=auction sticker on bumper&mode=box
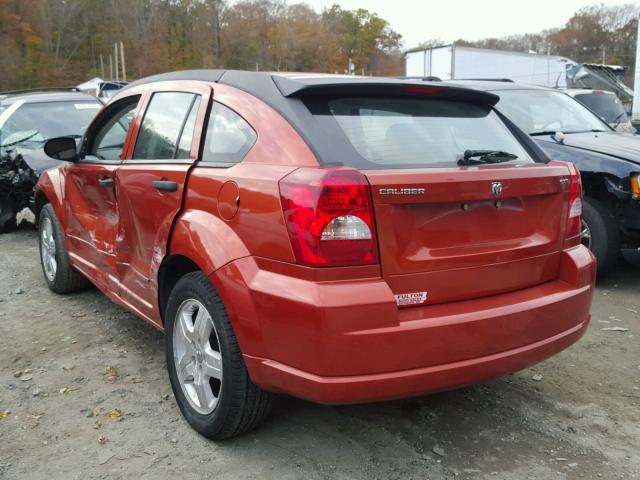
[395,291,428,306]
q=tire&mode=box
[38,204,90,293]
[0,199,16,233]
[581,197,619,275]
[165,271,273,440]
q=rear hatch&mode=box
[366,164,569,305]
[298,88,572,305]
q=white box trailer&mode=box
[405,45,574,87]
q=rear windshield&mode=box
[574,93,628,124]
[308,97,534,169]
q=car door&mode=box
[114,83,211,324]
[63,94,141,290]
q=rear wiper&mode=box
[457,149,518,166]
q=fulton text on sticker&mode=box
[394,291,428,306]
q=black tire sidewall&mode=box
[164,273,239,438]
[582,197,619,273]
[0,199,16,233]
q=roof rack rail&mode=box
[462,78,514,83]
[0,86,80,96]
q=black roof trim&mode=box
[123,69,226,91]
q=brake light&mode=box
[404,85,445,96]
[564,162,583,247]
[279,168,379,267]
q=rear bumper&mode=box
[244,316,588,404]
[211,245,595,404]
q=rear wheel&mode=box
[165,271,273,440]
[581,197,619,275]
[38,204,90,293]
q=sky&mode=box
[297,0,635,49]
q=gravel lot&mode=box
[0,228,638,480]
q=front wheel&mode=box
[38,204,90,293]
[165,271,273,440]
[0,199,16,233]
[581,197,619,275]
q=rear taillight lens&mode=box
[279,167,379,267]
[565,162,583,247]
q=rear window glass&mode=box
[574,93,628,124]
[312,98,533,169]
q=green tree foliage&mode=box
[0,0,403,90]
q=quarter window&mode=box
[133,92,200,160]
[202,103,256,164]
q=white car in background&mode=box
[565,89,636,134]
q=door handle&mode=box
[98,177,114,188]
[151,180,179,192]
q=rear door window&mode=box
[309,97,534,169]
[133,92,200,160]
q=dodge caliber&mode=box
[35,71,595,439]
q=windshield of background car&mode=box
[573,93,628,124]
[0,100,101,147]
[495,90,609,135]
[309,97,534,169]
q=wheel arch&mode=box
[34,169,66,225]
[159,209,251,324]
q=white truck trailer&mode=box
[405,45,573,86]
[405,45,634,113]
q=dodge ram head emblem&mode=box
[491,181,503,197]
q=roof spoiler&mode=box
[272,76,499,106]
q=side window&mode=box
[202,103,256,164]
[91,97,139,161]
[133,92,199,160]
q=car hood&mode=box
[6,145,62,176]
[536,131,640,165]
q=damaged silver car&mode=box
[0,90,102,232]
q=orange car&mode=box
[36,71,595,439]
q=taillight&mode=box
[565,162,583,247]
[279,167,379,267]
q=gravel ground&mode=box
[0,228,639,480]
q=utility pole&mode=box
[632,18,640,123]
[114,43,119,82]
[109,55,113,81]
[100,55,105,79]
[120,41,126,81]
[602,46,606,65]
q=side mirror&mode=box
[44,137,79,162]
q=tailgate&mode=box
[366,163,571,306]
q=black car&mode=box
[453,81,640,273]
[0,90,102,231]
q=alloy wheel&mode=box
[173,299,223,415]
[40,217,57,281]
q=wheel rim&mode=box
[581,220,593,250]
[173,299,223,415]
[40,217,57,282]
